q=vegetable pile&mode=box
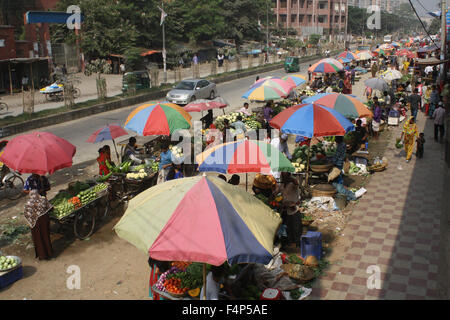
[214,112,262,131]
[126,169,148,180]
[0,255,19,271]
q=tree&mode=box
[124,47,145,72]
[428,18,441,35]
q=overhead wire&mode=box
[407,0,439,47]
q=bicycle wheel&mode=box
[0,102,8,112]
[4,175,24,200]
[73,209,96,239]
[73,88,81,99]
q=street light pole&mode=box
[267,0,269,53]
[162,1,167,84]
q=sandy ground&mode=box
[0,67,371,300]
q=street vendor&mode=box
[252,173,277,200]
[350,119,369,154]
[23,173,51,197]
[97,145,113,176]
[200,264,234,300]
[231,115,247,140]
[123,137,143,164]
[239,102,252,116]
[263,101,274,123]
[330,136,357,201]
[156,143,173,184]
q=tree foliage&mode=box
[50,0,272,60]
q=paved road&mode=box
[5,60,316,165]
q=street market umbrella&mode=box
[391,42,401,47]
[308,58,344,74]
[380,69,403,81]
[337,57,351,64]
[364,77,389,91]
[336,51,358,61]
[114,175,282,298]
[357,51,373,61]
[0,132,76,175]
[302,93,373,119]
[183,97,229,113]
[250,77,295,92]
[86,124,129,162]
[395,49,416,58]
[124,102,192,136]
[269,103,354,185]
[281,74,307,87]
[196,140,295,175]
[269,103,355,138]
[242,79,290,101]
[372,48,386,56]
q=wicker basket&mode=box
[310,163,333,173]
[280,264,315,283]
[310,183,336,197]
[369,163,387,172]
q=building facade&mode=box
[348,0,408,13]
[272,0,348,37]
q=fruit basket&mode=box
[301,217,315,226]
[368,163,387,172]
[310,183,337,197]
[280,264,315,284]
[0,255,22,272]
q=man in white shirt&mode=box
[424,65,433,76]
[239,102,252,116]
[270,132,291,180]
[432,102,446,142]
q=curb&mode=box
[0,51,341,138]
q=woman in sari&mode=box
[24,189,53,260]
[400,116,418,163]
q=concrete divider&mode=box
[0,50,342,138]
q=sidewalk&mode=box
[309,110,447,300]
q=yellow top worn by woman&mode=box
[400,116,418,162]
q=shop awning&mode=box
[0,57,50,64]
[109,54,124,58]
[415,57,449,66]
[140,50,161,57]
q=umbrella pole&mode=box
[113,139,120,163]
[203,263,207,300]
[306,144,311,187]
[246,173,248,191]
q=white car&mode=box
[166,79,217,105]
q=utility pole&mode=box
[440,0,447,81]
[266,0,269,53]
[345,0,349,47]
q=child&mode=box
[416,133,425,159]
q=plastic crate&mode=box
[301,231,322,260]
[0,266,23,289]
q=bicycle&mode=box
[1,170,24,200]
[0,98,8,113]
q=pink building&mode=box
[273,0,348,36]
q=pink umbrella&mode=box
[183,97,229,113]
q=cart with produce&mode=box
[49,181,109,240]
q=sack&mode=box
[328,167,342,182]
[343,159,351,174]
[395,138,403,149]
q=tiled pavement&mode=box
[309,110,446,300]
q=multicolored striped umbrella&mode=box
[242,78,291,101]
[308,58,344,73]
[86,124,128,143]
[86,124,129,162]
[337,57,351,64]
[196,140,294,175]
[337,51,358,61]
[281,74,307,87]
[373,48,386,56]
[357,51,373,61]
[114,175,282,266]
[391,42,401,47]
[303,93,373,119]
[124,102,192,136]
[269,103,355,138]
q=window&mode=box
[319,1,327,9]
[307,15,312,22]
[0,39,5,47]
[300,0,305,8]
[318,15,327,23]
[291,14,297,23]
[334,15,339,23]
[299,14,304,22]
[280,0,287,8]
[291,0,297,7]
[281,14,287,22]
[199,80,209,88]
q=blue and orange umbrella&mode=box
[337,51,358,61]
[303,93,373,119]
[269,103,355,138]
[124,102,192,136]
[243,78,293,101]
[281,74,307,87]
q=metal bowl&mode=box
[0,255,22,272]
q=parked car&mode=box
[122,70,151,93]
[166,79,217,105]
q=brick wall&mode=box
[0,26,16,60]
